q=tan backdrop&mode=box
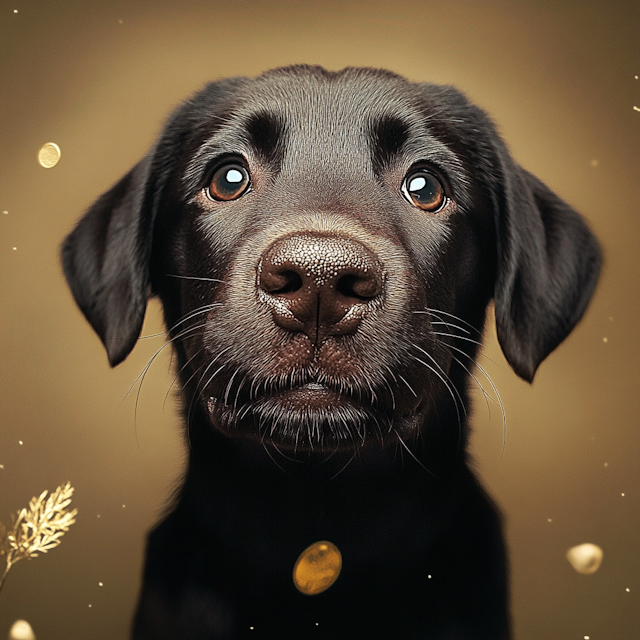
[1,1,638,638]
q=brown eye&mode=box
[402,170,446,212]
[206,163,250,201]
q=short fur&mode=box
[62,66,601,639]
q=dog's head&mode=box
[62,66,601,453]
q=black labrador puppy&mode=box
[62,66,601,639]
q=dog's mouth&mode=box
[204,376,403,451]
[266,382,352,409]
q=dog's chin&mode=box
[206,383,403,452]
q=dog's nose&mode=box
[258,234,384,346]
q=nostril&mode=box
[336,272,382,301]
[260,268,303,295]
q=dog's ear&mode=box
[493,162,602,382]
[62,155,155,367]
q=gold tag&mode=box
[293,540,342,595]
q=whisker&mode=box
[170,304,221,333]
[421,308,482,335]
[194,346,235,399]
[441,340,507,451]
[410,352,464,445]
[381,376,396,410]
[121,322,206,407]
[449,353,493,414]
[329,452,357,481]
[412,343,467,419]
[186,345,235,425]
[383,364,398,384]
[380,365,398,411]
[433,331,500,368]
[224,367,241,406]
[364,377,378,405]
[272,442,304,463]
[261,442,287,473]
[429,320,471,335]
[167,274,227,284]
[164,350,202,408]
[138,331,168,340]
[233,373,249,412]
[432,331,484,348]
[393,429,437,477]
[398,374,417,398]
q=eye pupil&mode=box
[207,163,250,201]
[403,170,445,212]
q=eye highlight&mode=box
[402,170,446,212]
[206,163,251,201]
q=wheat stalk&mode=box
[0,482,77,594]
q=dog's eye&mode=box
[402,170,446,212]
[206,163,251,201]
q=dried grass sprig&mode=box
[0,482,77,594]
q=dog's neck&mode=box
[183,405,466,490]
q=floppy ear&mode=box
[62,155,155,367]
[493,162,602,382]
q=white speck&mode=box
[315,622,319,626]
[0,464,3,469]
[604,462,608,467]
[88,604,92,608]
[13,9,18,13]
[626,588,631,592]
[98,582,103,587]
[18,440,23,445]
[428,574,432,579]
[584,636,589,639]
[621,493,625,497]
[249,627,254,630]
[634,106,640,112]
[122,504,126,508]
[636,75,639,80]
[13,247,17,251]
[97,514,101,518]
[2,210,7,215]
[548,518,552,522]
[603,337,608,342]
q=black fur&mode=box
[62,65,601,639]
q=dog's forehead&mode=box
[245,67,417,125]
[184,66,469,195]
[243,68,421,171]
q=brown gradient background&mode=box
[0,1,638,638]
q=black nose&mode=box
[257,234,384,346]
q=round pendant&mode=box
[293,540,342,595]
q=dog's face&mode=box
[62,66,601,453]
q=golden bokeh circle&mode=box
[566,543,603,575]
[37,142,61,168]
[293,540,342,595]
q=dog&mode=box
[62,65,601,639]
